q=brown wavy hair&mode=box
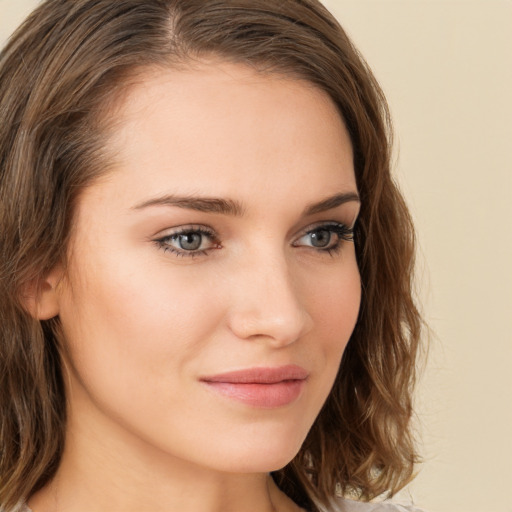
[0,1,422,510]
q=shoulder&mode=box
[317,497,427,512]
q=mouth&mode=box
[200,365,308,408]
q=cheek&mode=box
[305,257,361,346]
[299,254,361,394]
[57,249,224,401]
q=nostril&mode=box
[227,299,312,346]
[225,257,313,344]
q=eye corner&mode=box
[152,224,220,259]
[292,221,355,254]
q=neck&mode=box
[27,403,302,512]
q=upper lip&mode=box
[201,365,308,384]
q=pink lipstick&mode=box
[200,365,308,408]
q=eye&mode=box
[293,222,354,254]
[308,228,334,248]
[175,232,203,251]
[154,226,220,257]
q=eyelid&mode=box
[152,224,220,257]
[152,224,216,239]
[291,221,355,253]
[295,220,355,237]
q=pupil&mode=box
[179,232,202,250]
[311,229,331,248]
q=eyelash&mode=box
[153,222,355,258]
[154,225,219,258]
[293,222,355,256]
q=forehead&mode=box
[86,60,355,211]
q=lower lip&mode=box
[203,380,305,408]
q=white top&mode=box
[332,498,426,512]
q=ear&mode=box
[22,266,63,320]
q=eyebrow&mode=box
[131,191,360,217]
[303,191,360,216]
[132,195,245,216]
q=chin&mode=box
[216,453,299,474]
[206,428,307,474]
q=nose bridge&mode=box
[227,246,312,345]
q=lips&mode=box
[200,365,308,408]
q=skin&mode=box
[30,60,361,512]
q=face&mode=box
[55,60,361,474]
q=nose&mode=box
[226,253,313,347]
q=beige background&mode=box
[1,1,511,511]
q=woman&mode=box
[0,1,423,511]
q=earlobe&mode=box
[22,266,63,320]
